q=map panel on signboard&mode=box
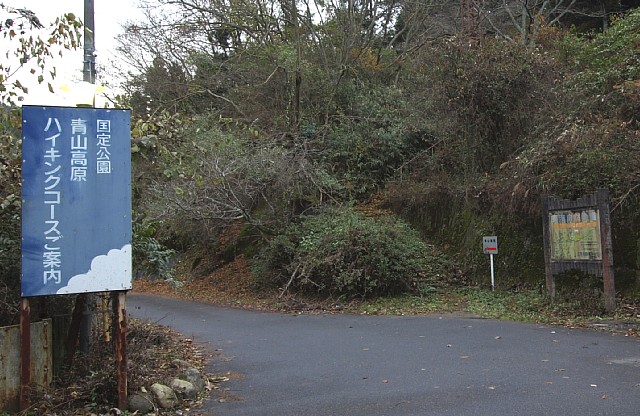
[549,209,602,261]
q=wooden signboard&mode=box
[541,189,615,312]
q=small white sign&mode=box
[483,236,498,255]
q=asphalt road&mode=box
[128,294,640,416]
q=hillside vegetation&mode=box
[2,5,640,323]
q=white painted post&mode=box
[490,254,495,291]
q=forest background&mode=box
[2,0,640,325]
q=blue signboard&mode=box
[21,106,132,296]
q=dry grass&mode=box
[21,318,229,416]
[134,253,276,310]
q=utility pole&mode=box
[79,0,96,354]
[83,0,96,84]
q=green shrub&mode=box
[563,8,640,96]
[132,221,176,280]
[255,207,449,299]
[319,85,421,198]
[0,108,22,325]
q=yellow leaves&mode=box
[59,82,108,106]
[209,375,230,383]
[350,47,386,72]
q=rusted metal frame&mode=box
[113,291,128,409]
[19,298,31,411]
[101,293,111,342]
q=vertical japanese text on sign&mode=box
[22,107,132,297]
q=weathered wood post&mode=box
[541,196,556,298]
[597,189,615,312]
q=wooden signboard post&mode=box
[541,189,615,312]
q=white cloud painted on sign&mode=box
[57,245,132,294]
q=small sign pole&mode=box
[490,253,495,291]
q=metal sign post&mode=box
[490,253,495,291]
[19,298,31,411]
[483,236,498,291]
[113,291,127,409]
